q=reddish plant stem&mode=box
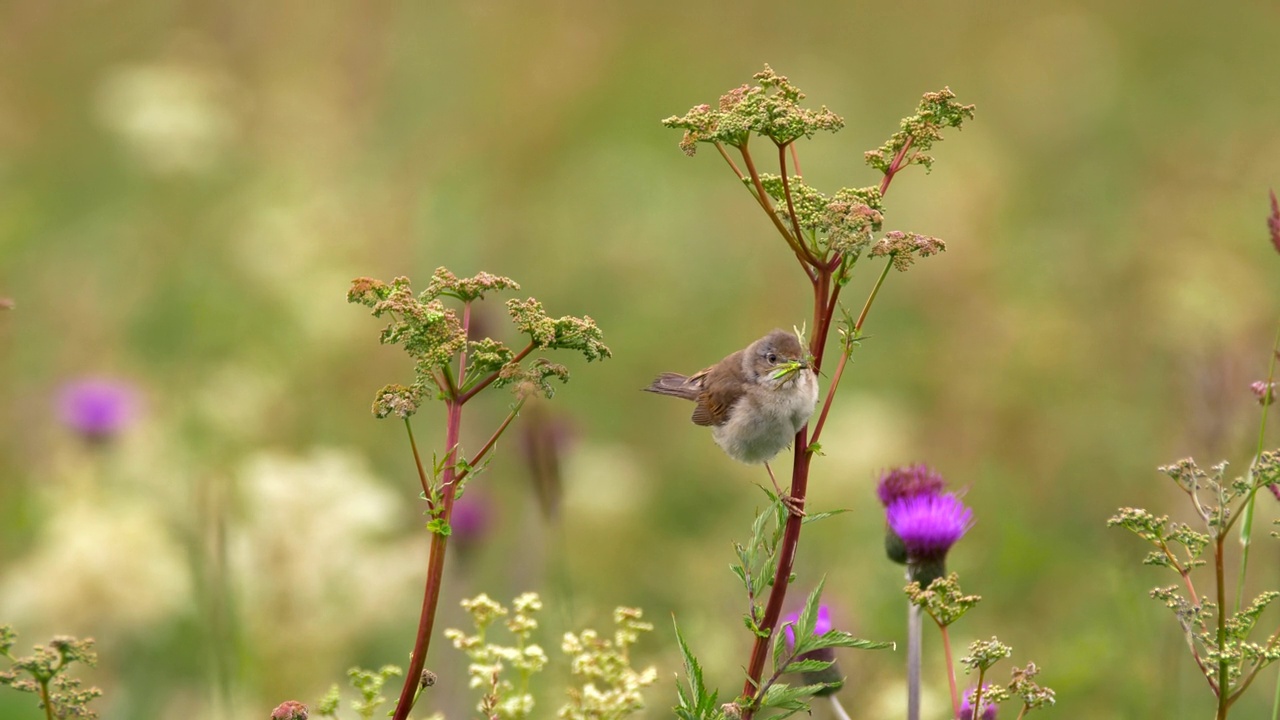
[789,143,803,177]
[742,422,814,711]
[808,349,846,448]
[940,624,960,718]
[391,398,462,720]
[404,419,434,510]
[715,141,746,181]
[778,143,814,265]
[879,137,914,196]
[739,144,913,716]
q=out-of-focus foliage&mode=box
[2,2,1280,719]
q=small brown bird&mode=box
[644,329,819,471]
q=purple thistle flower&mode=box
[958,685,998,720]
[57,378,138,441]
[876,464,946,507]
[886,492,973,561]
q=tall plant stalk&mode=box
[346,271,609,720]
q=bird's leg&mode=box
[765,462,805,517]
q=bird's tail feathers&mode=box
[643,372,699,400]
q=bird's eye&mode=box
[767,353,778,364]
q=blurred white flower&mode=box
[0,498,192,635]
[96,62,237,175]
[228,448,424,678]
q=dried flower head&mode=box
[1251,380,1276,406]
[662,64,844,156]
[270,700,309,720]
[870,230,946,272]
[349,269,609,417]
[57,378,138,440]
[876,464,947,507]
[864,87,975,175]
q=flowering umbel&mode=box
[781,604,844,696]
[886,492,974,588]
[877,464,947,564]
[958,685,998,720]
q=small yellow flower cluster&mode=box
[559,607,657,720]
[445,593,548,719]
[444,594,655,720]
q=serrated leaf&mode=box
[803,629,894,653]
[760,681,828,710]
[801,509,851,525]
[673,618,707,704]
[772,619,793,674]
[784,658,835,674]
[798,577,826,642]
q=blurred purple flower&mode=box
[782,604,833,650]
[885,492,973,561]
[58,378,138,440]
[780,603,844,695]
[1269,483,1280,502]
[1251,381,1276,406]
[451,491,491,541]
[1268,189,1280,254]
[958,685,998,720]
[876,464,946,507]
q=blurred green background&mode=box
[3,1,1280,718]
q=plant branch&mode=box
[455,397,527,485]
[856,260,893,333]
[879,136,915,196]
[778,143,818,263]
[738,143,817,279]
[392,396,466,719]
[1216,534,1229,720]
[1228,629,1280,705]
[907,603,922,720]
[739,431,812,717]
[459,342,535,403]
[714,141,746,181]
[940,623,960,719]
[404,419,434,510]
[809,349,848,449]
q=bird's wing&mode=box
[690,351,745,427]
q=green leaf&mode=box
[805,629,893,653]
[673,617,719,716]
[771,618,793,674]
[801,509,850,525]
[784,658,835,674]
[426,518,451,536]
